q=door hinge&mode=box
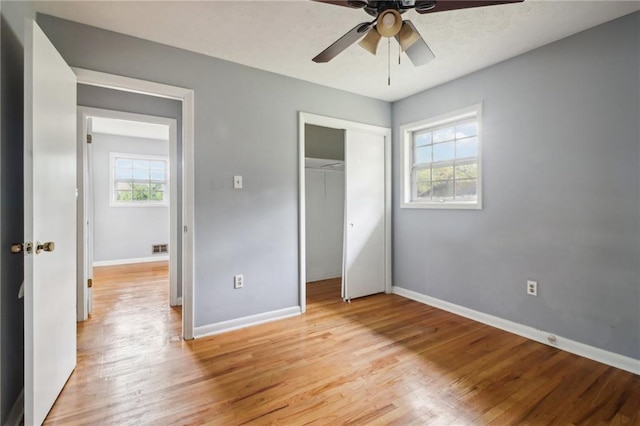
[87,278,93,288]
[184,226,188,233]
[86,134,92,144]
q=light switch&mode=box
[233,175,243,189]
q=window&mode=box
[110,153,169,206]
[400,104,482,209]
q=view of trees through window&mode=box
[412,117,478,202]
[113,156,167,203]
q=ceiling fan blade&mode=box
[395,21,435,66]
[358,28,381,55]
[313,22,373,63]
[416,0,524,14]
[311,0,368,9]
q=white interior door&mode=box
[24,20,77,426]
[85,121,94,315]
[343,130,386,300]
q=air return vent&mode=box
[152,244,168,254]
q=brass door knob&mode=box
[36,241,55,254]
[10,243,23,253]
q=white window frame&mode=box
[109,152,169,207]
[400,103,483,210]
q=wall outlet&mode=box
[234,274,244,289]
[233,175,243,189]
[527,280,537,296]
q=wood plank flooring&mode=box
[45,264,640,425]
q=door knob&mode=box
[36,241,55,254]
[10,243,33,254]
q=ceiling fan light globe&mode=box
[358,28,381,55]
[376,9,402,37]
[397,22,421,51]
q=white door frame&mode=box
[77,107,179,312]
[74,68,195,340]
[298,112,391,313]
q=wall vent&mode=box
[152,244,168,254]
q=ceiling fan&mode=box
[312,0,524,66]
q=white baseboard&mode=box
[6,388,24,426]
[93,256,169,267]
[194,306,301,339]
[392,286,640,375]
[176,297,182,306]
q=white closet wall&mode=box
[305,168,345,282]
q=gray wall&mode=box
[392,13,640,359]
[91,133,169,263]
[1,0,34,421]
[305,124,345,160]
[37,14,391,327]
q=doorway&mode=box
[298,112,392,313]
[78,108,178,321]
[74,68,195,340]
[304,124,346,303]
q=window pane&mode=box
[115,168,133,179]
[117,190,132,201]
[133,183,150,200]
[115,158,132,168]
[433,180,454,199]
[456,137,478,158]
[149,190,164,201]
[455,179,477,199]
[115,181,132,191]
[150,170,165,181]
[456,121,477,138]
[133,160,149,169]
[150,160,165,170]
[432,164,454,181]
[414,146,432,165]
[414,167,431,182]
[433,126,455,143]
[415,132,432,147]
[433,142,455,162]
[150,183,164,192]
[455,163,477,179]
[133,168,149,180]
[415,182,432,200]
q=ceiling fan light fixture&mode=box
[376,9,402,37]
[397,22,421,51]
[358,28,382,54]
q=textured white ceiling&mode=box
[35,1,640,102]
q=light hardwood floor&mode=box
[45,263,639,425]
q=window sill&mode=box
[400,200,482,210]
[109,202,169,208]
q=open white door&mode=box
[343,130,386,300]
[85,119,94,315]
[24,20,77,425]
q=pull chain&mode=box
[387,37,391,86]
[399,42,401,65]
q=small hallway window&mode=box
[110,152,169,206]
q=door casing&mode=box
[298,112,392,313]
[74,68,196,340]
